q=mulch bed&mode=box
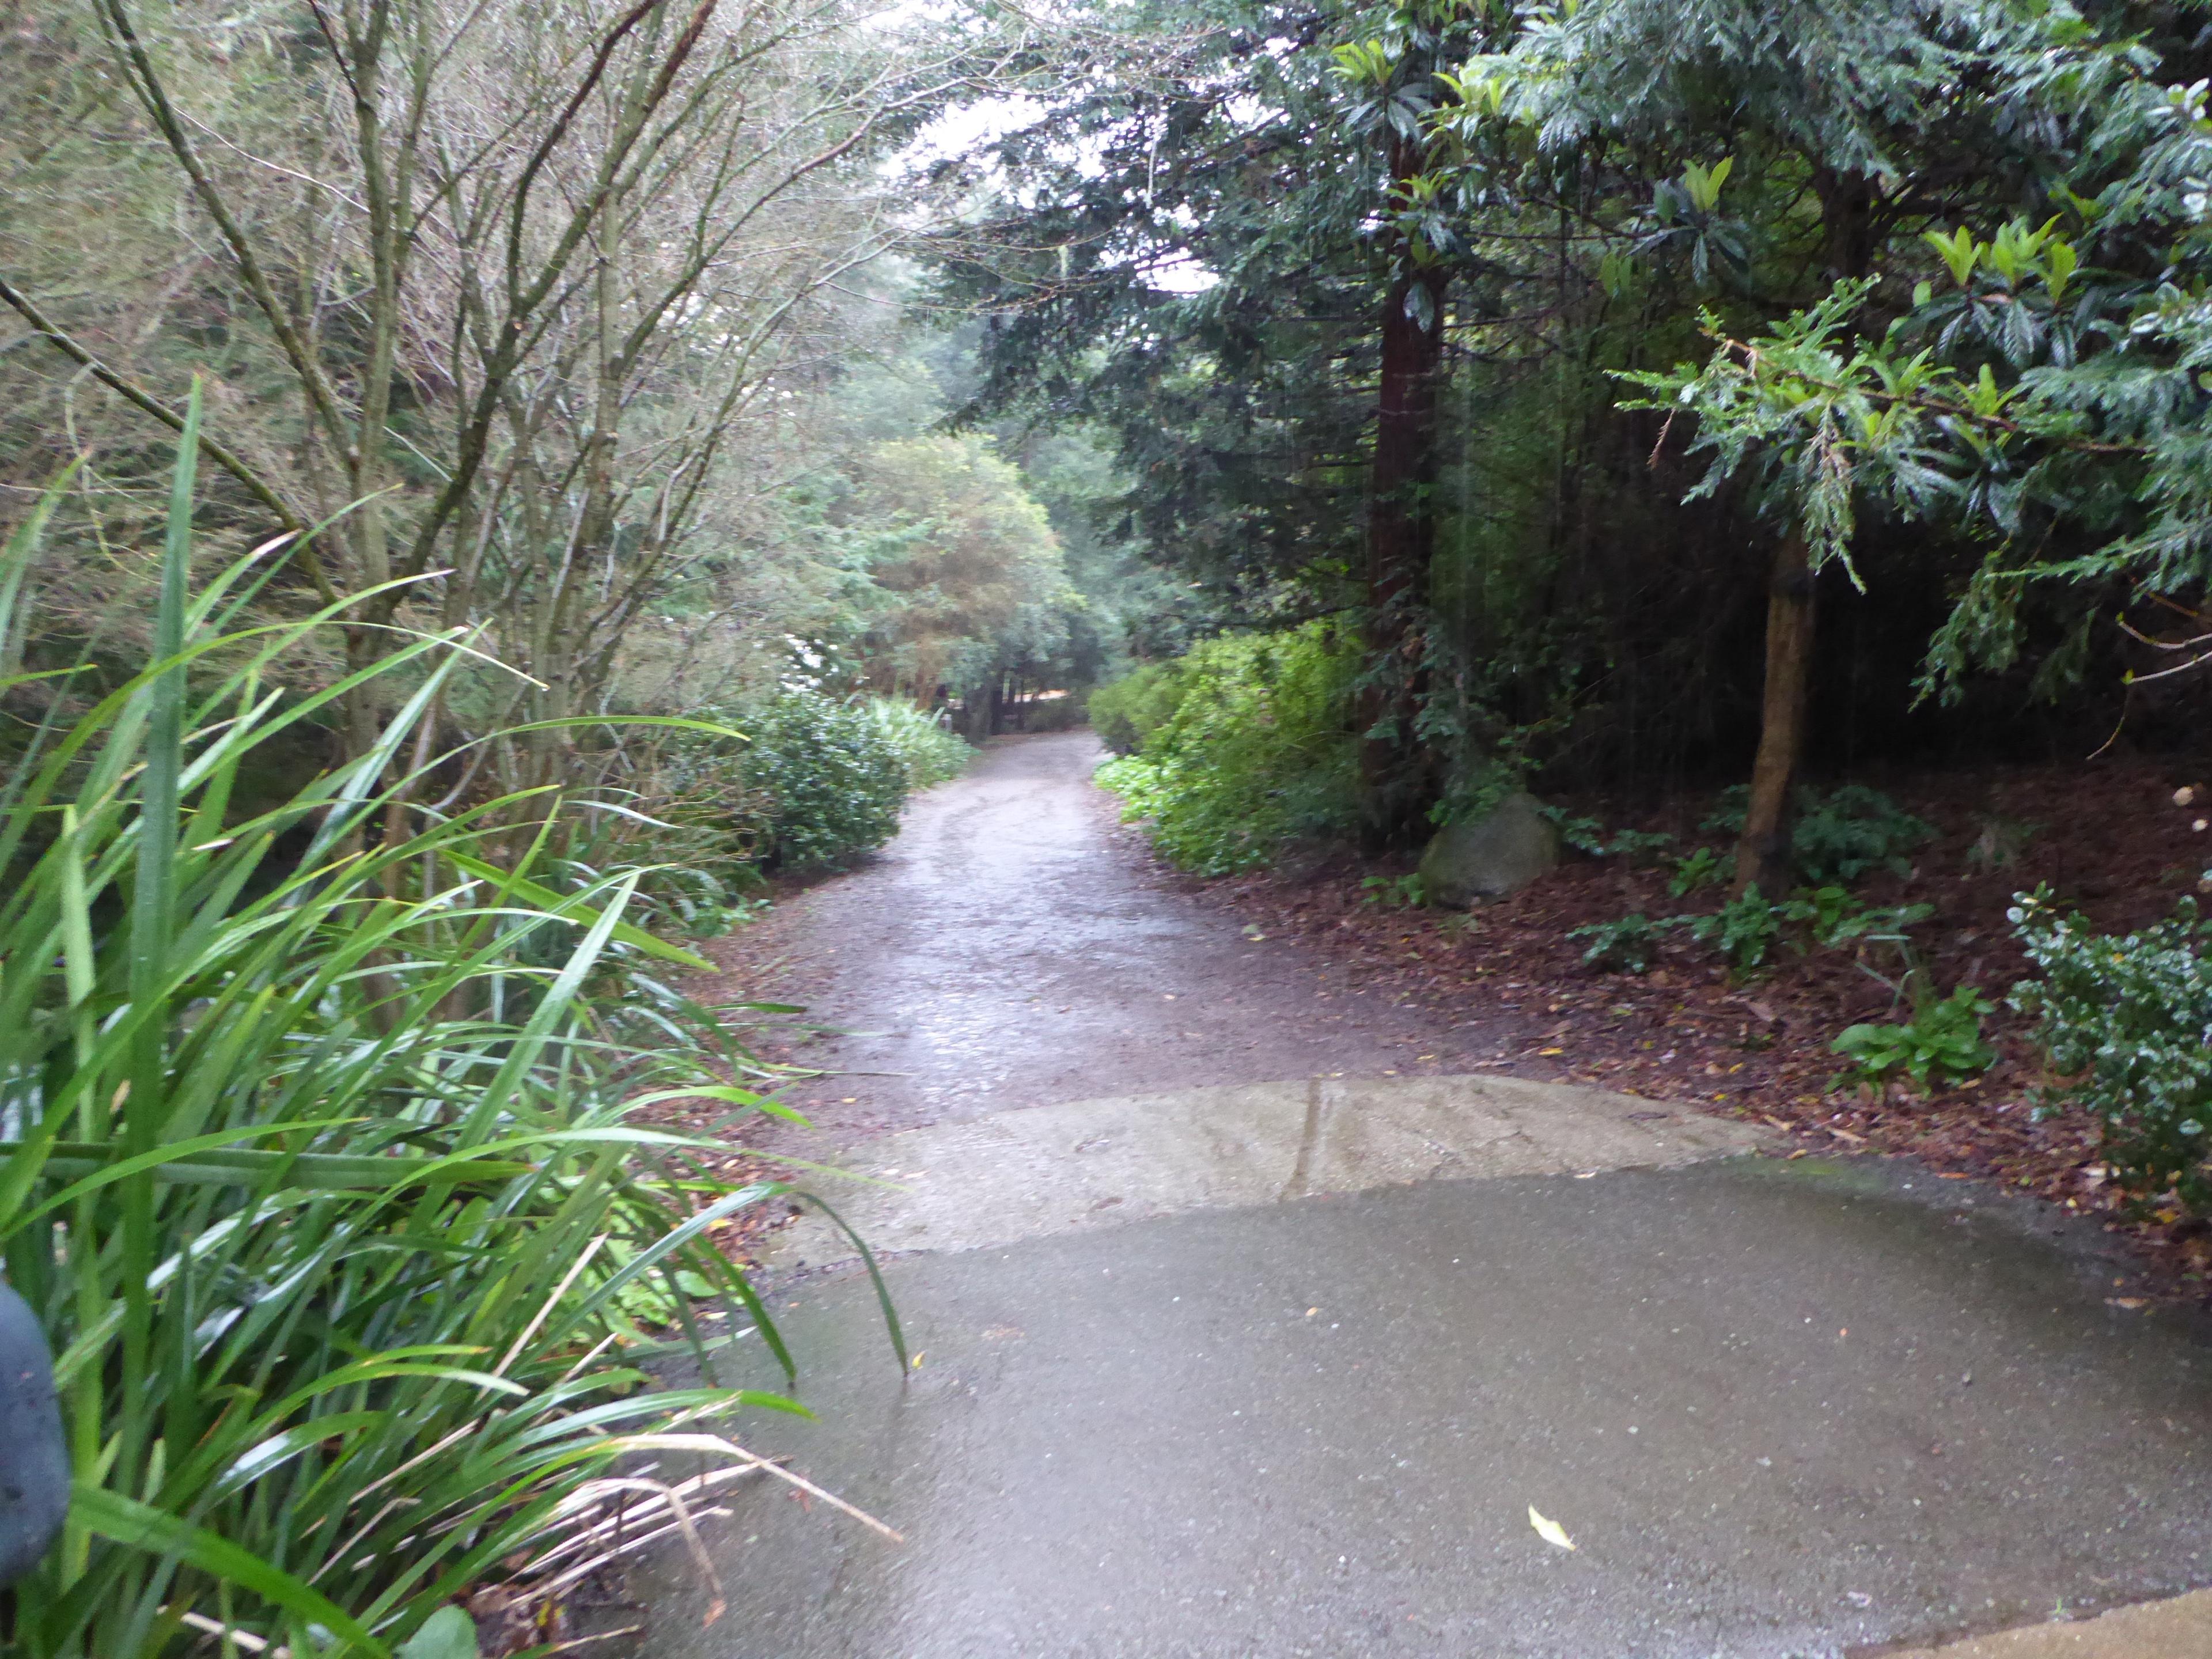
[1195,755,2212,1300]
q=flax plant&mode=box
[0,403,895,1658]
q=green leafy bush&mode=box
[1702,783,1932,885]
[1569,913,1664,973]
[1797,785,1936,884]
[1095,623,1361,875]
[1831,987,1997,1092]
[1541,806,1675,862]
[0,433,892,1659]
[1088,658,1194,754]
[1683,885,1785,973]
[1587,882,1937,980]
[1605,827,1679,862]
[1781,886,1936,948]
[580,694,957,926]
[737,690,917,870]
[1669,845,1733,896]
[1362,872,1429,908]
[2010,885,2212,1210]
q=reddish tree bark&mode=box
[1358,250,1449,852]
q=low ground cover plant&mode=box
[866,696,975,789]
[1088,659,1192,755]
[630,691,969,908]
[1567,913,1665,973]
[1573,882,1936,980]
[1702,784,1933,885]
[1831,986,1999,1093]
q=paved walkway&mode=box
[643,734,2212,1659]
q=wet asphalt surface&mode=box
[734,732,1503,1141]
[646,733,2212,1658]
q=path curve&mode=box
[730,729,1500,1141]
[650,730,2212,1659]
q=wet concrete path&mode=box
[653,733,2212,1658]
[731,731,1505,1142]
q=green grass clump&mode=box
[0,410,895,1658]
[860,697,973,790]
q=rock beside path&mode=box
[1418,790,1560,903]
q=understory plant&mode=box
[556,695,965,939]
[1096,623,1360,875]
[1362,872,1429,909]
[2010,884,2212,1211]
[0,421,898,1658]
[1087,658,1192,755]
[860,698,972,790]
[1567,913,1663,973]
[1702,784,1932,885]
[1575,883,1933,978]
[1680,885,1785,974]
[1831,986,1998,1093]
[732,689,916,869]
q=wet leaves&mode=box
[1197,758,2212,1302]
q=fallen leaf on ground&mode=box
[1528,1506,1576,1551]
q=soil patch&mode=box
[1195,755,2212,1299]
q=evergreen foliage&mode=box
[2012,888,2212,1210]
[1094,624,1362,874]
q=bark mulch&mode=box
[1194,756,2212,1301]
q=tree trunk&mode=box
[1733,529,1815,898]
[1358,254,1448,851]
[1728,170,1877,896]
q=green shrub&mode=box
[1669,845,1733,896]
[1831,987,1997,1092]
[0,427,892,1659]
[577,695,958,919]
[1796,785,1935,884]
[1569,913,1664,973]
[1541,807,1675,862]
[1009,691,1088,733]
[2010,885,2212,1210]
[738,690,915,870]
[1095,623,1361,876]
[1588,884,1936,980]
[1088,658,1194,755]
[1781,886,1936,948]
[1682,885,1785,973]
[1362,872,1429,908]
[1702,783,1932,885]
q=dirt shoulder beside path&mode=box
[1197,755,2212,1301]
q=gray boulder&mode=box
[1417,792,1560,904]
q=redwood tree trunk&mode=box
[1358,255,1448,851]
[1734,529,1815,897]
